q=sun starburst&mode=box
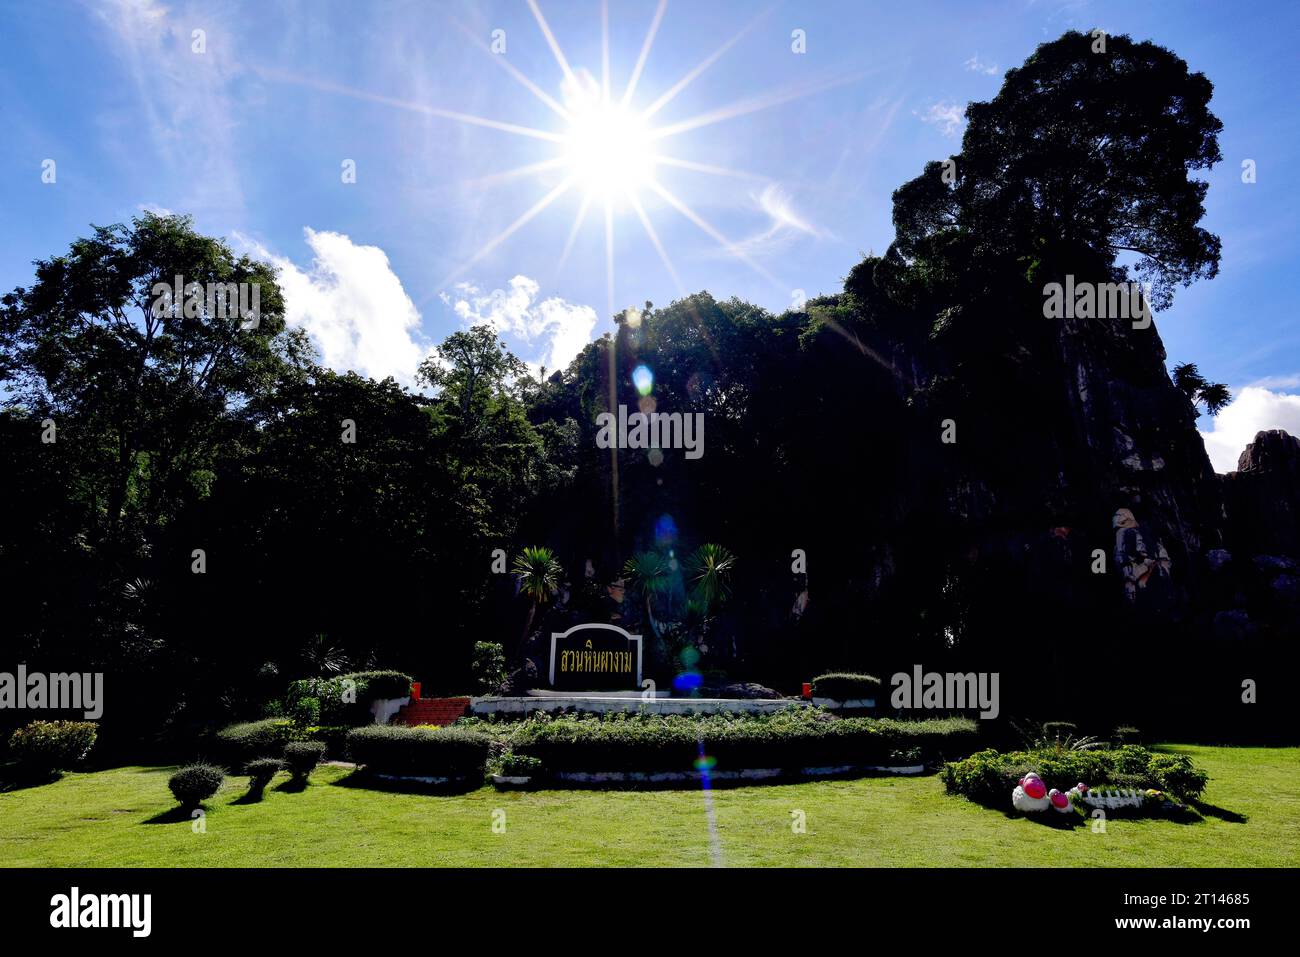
[257,1,855,316]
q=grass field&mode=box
[1,745,1296,867]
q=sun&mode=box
[258,0,843,313]
[562,95,655,201]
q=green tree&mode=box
[1172,362,1232,415]
[416,324,526,427]
[0,212,308,548]
[890,31,1223,309]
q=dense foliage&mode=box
[6,720,98,774]
[504,709,978,774]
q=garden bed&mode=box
[941,744,1209,822]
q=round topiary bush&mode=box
[243,758,285,794]
[283,741,326,780]
[168,763,225,808]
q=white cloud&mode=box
[242,228,429,385]
[918,101,966,137]
[449,275,598,374]
[728,183,827,257]
[964,55,999,76]
[1199,385,1300,472]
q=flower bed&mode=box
[941,745,1208,819]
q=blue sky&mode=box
[2,0,1297,469]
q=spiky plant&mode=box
[512,546,563,649]
[621,551,672,638]
[684,543,737,616]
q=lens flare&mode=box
[653,513,677,547]
[632,364,654,395]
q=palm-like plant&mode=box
[621,551,672,638]
[684,543,737,615]
[512,546,563,648]
[303,634,348,676]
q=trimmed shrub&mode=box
[283,741,326,780]
[1041,721,1080,741]
[7,720,97,774]
[244,758,284,793]
[168,763,225,807]
[508,709,977,774]
[1146,753,1209,799]
[346,725,490,779]
[215,719,292,768]
[342,670,412,701]
[810,673,882,701]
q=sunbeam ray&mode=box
[601,0,611,103]
[639,8,770,121]
[462,156,570,191]
[251,65,565,142]
[629,193,684,293]
[451,15,571,121]
[604,200,616,317]
[441,176,576,288]
[527,0,579,90]
[651,155,766,180]
[647,179,782,288]
[620,0,667,108]
[649,72,865,141]
[557,192,594,274]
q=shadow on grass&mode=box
[0,767,64,793]
[331,769,481,796]
[1191,800,1248,824]
[229,789,267,805]
[141,805,199,825]
[273,776,310,794]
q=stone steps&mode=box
[391,696,469,727]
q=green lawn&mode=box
[1,745,1296,867]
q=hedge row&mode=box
[507,709,979,774]
[940,745,1209,805]
[346,725,491,778]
